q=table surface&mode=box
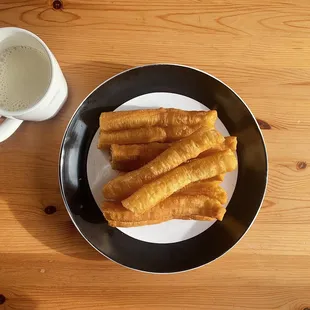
[1,0,310,309]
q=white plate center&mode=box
[87,92,238,244]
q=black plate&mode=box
[59,64,268,273]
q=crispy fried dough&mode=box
[110,142,171,171]
[122,149,237,214]
[107,218,169,227]
[107,213,221,227]
[102,195,225,227]
[99,108,217,131]
[110,136,237,171]
[98,125,206,149]
[178,181,227,204]
[103,128,224,200]
[198,136,237,158]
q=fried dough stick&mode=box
[107,218,169,227]
[110,136,237,171]
[111,142,171,171]
[179,174,224,188]
[99,109,217,132]
[122,149,237,214]
[102,195,225,226]
[107,214,220,227]
[98,125,204,149]
[178,215,214,221]
[178,181,227,204]
[198,136,237,157]
[103,128,225,200]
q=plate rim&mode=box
[58,63,268,274]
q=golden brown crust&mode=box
[103,128,225,200]
[97,127,167,148]
[107,218,169,227]
[110,142,171,171]
[103,195,224,220]
[178,215,214,221]
[107,213,222,227]
[110,137,237,171]
[198,136,237,158]
[99,109,217,132]
[98,125,211,149]
[178,182,227,204]
[121,149,237,214]
[102,195,226,227]
[183,174,225,184]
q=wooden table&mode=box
[1,1,310,309]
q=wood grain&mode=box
[1,0,310,309]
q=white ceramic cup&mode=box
[0,27,68,142]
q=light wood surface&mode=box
[1,0,310,309]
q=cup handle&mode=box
[0,117,23,142]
